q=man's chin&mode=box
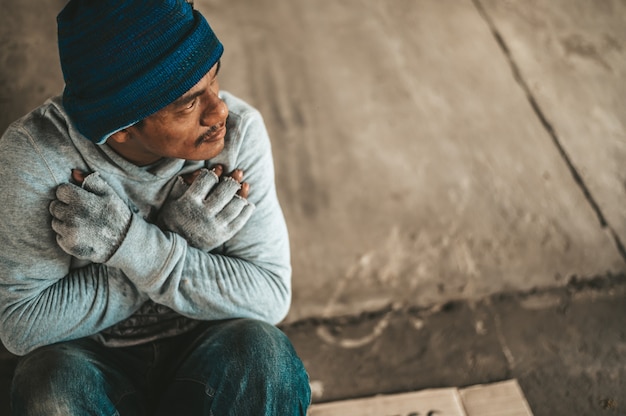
[187,139,225,161]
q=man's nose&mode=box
[201,91,228,126]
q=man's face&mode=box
[109,62,228,165]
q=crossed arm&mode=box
[51,166,254,265]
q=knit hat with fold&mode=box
[57,0,223,144]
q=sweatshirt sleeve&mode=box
[106,108,292,324]
[0,125,148,356]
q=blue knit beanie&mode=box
[57,0,224,144]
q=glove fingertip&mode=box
[81,172,109,194]
[50,217,64,235]
[234,198,256,223]
[211,177,242,200]
[203,167,220,183]
[241,200,256,216]
[188,168,219,198]
[55,183,78,204]
[49,199,59,216]
[227,202,255,234]
[81,171,100,184]
[233,194,255,209]
[169,176,188,199]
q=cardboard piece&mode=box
[460,379,533,416]
[309,387,467,416]
[308,379,533,416]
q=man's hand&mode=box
[158,165,255,252]
[49,171,132,263]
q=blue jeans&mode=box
[10,319,311,415]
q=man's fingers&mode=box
[182,166,242,188]
[203,177,241,212]
[55,183,83,204]
[182,170,201,186]
[81,172,114,196]
[216,195,249,222]
[227,169,248,197]
[187,169,220,198]
[67,170,115,198]
[215,197,256,235]
[182,165,223,186]
[71,169,87,185]
[230,169,243,183]
[50,217,64,236]
[227,202,256,233]
[213,165,224,179]
[49,200,68,221]
[169,177,189,199]
[237,182,250,199]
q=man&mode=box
[0,0,311,414]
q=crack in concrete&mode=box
[470,0,626,262]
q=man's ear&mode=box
[108,129,131,144]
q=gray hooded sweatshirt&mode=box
[0,91,291,356]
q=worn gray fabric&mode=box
[0,91,291,356]
[50,172,132,263]
[158,169,255,252]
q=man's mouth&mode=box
[196,122,226,146]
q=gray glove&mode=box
[49,172,131,263]
[158,168,255,252]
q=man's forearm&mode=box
[106,215,291,324]
[0,263,147,355]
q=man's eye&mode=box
[186,98,197,109]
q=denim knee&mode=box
[161,319,311,415]
[11,342,135,416]
[213,319,310,390]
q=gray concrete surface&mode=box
[0,0,65,131]
[0,0,625,415]
[480,0,626,246]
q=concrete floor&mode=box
[0,0,625,415]
[285,275,626,415]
